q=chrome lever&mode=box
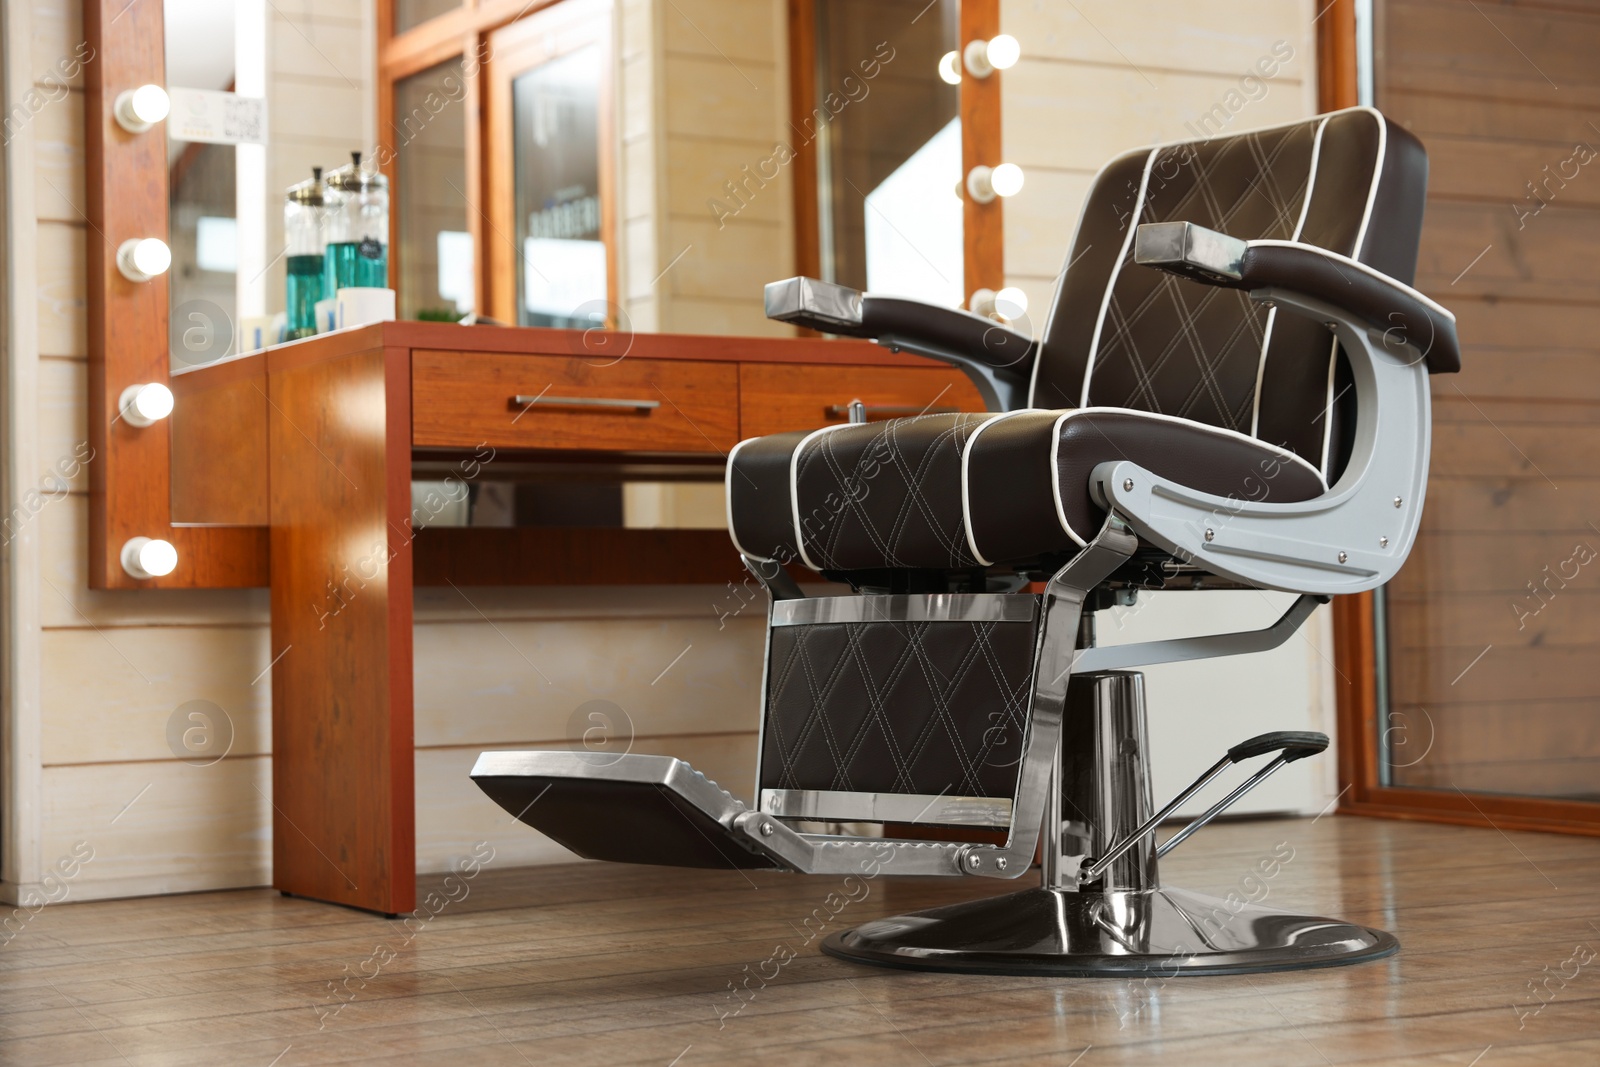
[1077,731,1328,885]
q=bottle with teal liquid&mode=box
[323,151,390,295]
[283,167,327,339]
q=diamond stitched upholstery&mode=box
[762,615,1038,799]
[729,406,1325,570]
[793,413,993,571]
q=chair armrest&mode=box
[764,276,1034,411]
[1133,221,1460,374]
[1090,281,1434,595]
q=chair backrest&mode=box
[1030,107,1428,478]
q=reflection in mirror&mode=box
[513,44,606,328]
[165,0,246,369]
[409,477,726,532]
[814,0,961,304]
[395,58,472,321]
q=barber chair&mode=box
[472,107,1458,976]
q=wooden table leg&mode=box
[268,343,415,915]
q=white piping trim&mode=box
[1048,406,1329,545]
[1028,148,1147,409]
[1351,108,1389,258]
[959,409,1042,566]
[1291,117,1331,244]
[788,423,855,572]
[1080,148,1160,408]
[1251,114,1332,438]
[724,436,765,561]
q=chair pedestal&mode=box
[823,670,1398,977]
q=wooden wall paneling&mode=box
[267,341,414,914]
[960,0,1001,303]
[1337,0,1600,830]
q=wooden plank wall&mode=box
[1377,0,1600,798]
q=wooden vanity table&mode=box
[161,322,982,914]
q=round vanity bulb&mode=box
[966,164,1023,204]
[119,382,175,427]
[996,286,1029,317]
[114,84,171,132]
[968,288,997,317]
[990,162,1025,198]
[938,50,962,85]
[964,35,1021,78]
[986,34,1021,71]
[117,237,171,282]
[121,536,178,580]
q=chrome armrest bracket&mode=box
[1092,288,1432,595]
[874,333,1029,413]
[1071,593,1325,674]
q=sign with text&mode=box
[167,87,266,146]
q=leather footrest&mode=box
[470,751,783,870]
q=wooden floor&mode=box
[2,815,1598,1066]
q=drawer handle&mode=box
[512,394,661,412]
[826,402,959,420]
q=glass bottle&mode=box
[323,151,390,292]
[283,167,327,340]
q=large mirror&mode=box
[157,0,997,534]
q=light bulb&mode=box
[966,164,1024,204]
[117,237,171,282]
[938,50,962,85]
[964,35,1022,78]
[990,162,1025,198]
[114,84,171,132]
[121,536,179,579]
[987,35,1021,71]
[996,286,1028,316]
[119,382,175,427]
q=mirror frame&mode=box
[84,0,267,590]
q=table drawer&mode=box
[739,362,988,438]
[413,350,740,453]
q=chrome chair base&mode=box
[823,884,1398,977]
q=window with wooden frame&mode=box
[379,0,616,328]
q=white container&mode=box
[336,286,397,329]
[238,315,277,352]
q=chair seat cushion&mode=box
[726,408,1327,571]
